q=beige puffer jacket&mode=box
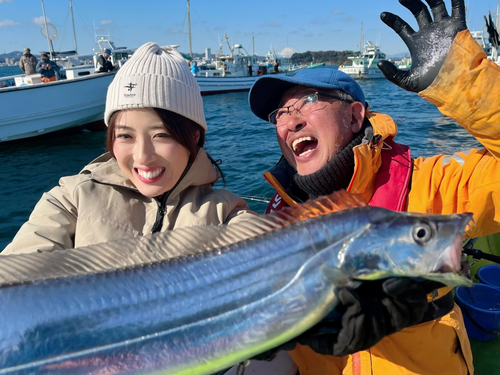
[2,148,254,254]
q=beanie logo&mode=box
[117,76,142,105]
[124,82,137,92]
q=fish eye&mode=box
[412,222,433,245]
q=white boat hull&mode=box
[0,73,115,142]
[197,71,299,95]
[338,66,385,80]
[197,76,259,95]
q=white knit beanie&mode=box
[104,42,207,131]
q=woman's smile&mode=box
[135,167,166,183]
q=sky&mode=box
[1,0,499,58]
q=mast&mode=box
[40,0,53,58]
[69,0,78,54]
[187,0,193,60]
[359,22,364,55]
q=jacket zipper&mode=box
[151,195,168,233]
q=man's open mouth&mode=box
[292,136,318,157]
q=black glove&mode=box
[252,277,444,361]
[377,0,467,92]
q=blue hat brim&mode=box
[248,68,366,122]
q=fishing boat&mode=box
[194,38,302,95]
[338,40,387,80]
[0,39,135,143]
[0,2,135,143]
[184,1,302,95]
[338,22,386,80]
[395,55,412,70]
[471,7,500,67]
[263,47,303,73]
[306,62,326,69]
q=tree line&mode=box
[290,50,356,66]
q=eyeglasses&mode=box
[268,92,354,125]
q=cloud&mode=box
[0,0,12,3]
[0,19,18,27]
[310,17,330,25]
[167,27,186,34]
[332,10,343,15]
[32,16,51,25]
[261,22,281,27]
[101,20,113,25]
[304,33,314,38]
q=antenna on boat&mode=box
[69,0,78,54]
[40,0,54,58]
[359,22,364,55]
[187,0,193,60]
[224,34,233,57]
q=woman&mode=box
[2,42,253,255]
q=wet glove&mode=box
[377,0,467,92]
[252,277,444,361]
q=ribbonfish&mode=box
[0,191,472,375]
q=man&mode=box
[248,0,500,374]
[19,48,37,75]
[191,61,199,75]
[273,60,279,73]
[96,48,115,73]
[36,53,60,83]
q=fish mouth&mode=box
[436,233,464,273]
[291,136,318,157]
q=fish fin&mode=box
[272,190,367,224]
[0,191,365,286]
[321,265,351,288]
[0,216,286,286]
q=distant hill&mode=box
[291,50,354,66]
[0,51,23,63]
[290,50,410,66]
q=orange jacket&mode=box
[264,30,500,375]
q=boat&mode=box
[306,62,326,69]
[471,7,500,66]
[194,38,303,95]
[338,22,386,80]
[338,40,387,79]
[184,1,302,95]
[395,54,412,70]
[0,2,135,143]
[263,47,303,73]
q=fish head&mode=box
[339,208,473,287]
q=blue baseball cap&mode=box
[104,48,112,55]
[249,68,366,122]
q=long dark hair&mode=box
[106,108,225,183]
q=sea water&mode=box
[0,66,482,250]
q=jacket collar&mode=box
[365,110,398,141]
